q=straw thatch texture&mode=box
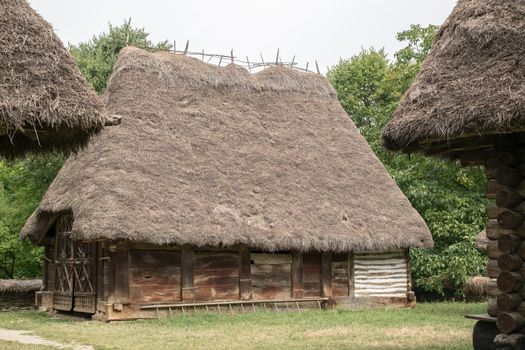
[21,47,432,252]
[0,279,42,293]
[0,0,108,157]
[382,0,525,152]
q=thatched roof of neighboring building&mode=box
[0,0,117,157]
[0,279,42,293]
[382,0,525,153]
[20,47,433,253]
[475,229,488,251]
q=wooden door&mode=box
[53,215,97,313]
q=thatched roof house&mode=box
[382,0,525,155]
[26,47,431,320]
[22,47,431,252]
[381,0,525,344]
[0,0,118,157]
[0,279,42,310]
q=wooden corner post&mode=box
[181,246,195,302]
[239,245,252,300]
[292,252,304,298]
[321,252,332,298]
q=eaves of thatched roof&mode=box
[382,0,525,154]
[21,47,432,253]
[0,0,118,157]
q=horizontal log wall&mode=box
[353,252,409,298]
[483,136,525,341]
[194,250,239,301]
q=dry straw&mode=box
[382,0,525,152]
[0,0,111,157]
[21,47,432,253]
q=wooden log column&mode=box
[485,143,525,340]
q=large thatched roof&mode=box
[0,0,116,157]
[382,0,525,153]
[20,47,432,253]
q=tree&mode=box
[328,25,487,294]
[69,19,172,94]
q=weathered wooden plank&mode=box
[130,285,181,304]
[348,252,355,298]
[239,246,251,300]
[292,252,304,299]
[252,286,291,300]
[129,266,181,286]
[194,285,240,301]
[303,253,321,297]
[353,253,404,260]
[194,251,239,270]
[194,269,239,287]
[251,263,291,276]
[129,250,181,269]
[354,258,407,266]
[181,247,195,301]
[113,246,129,304]
[251,253,292,265]
[321,252,332,298]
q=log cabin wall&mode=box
[483,136,525,336]
[353,251,409,300]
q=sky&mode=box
[29,0,457,73]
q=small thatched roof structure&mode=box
[475,229,488,251]
[20,47,432,253]
[0,0,117,157]
[0,279,42,293]
[382,0,525,154]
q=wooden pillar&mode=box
[181,246,195,302]
[110,243,129,305]
[348,252,355,298]
[292,252,304,298]
[321,252,332,298]
[239,245,252,300]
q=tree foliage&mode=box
[69,18,172,94]
[328,24,487,294]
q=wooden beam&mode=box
[292,252,304,299]
[239,245,252,300]
[112,244,129,304]
[181,246,195,302]
[348,252,355,298]
[321,252,332,298]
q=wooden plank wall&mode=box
[194,250,239,301]
[129,250,181,304]
[251,253,292,300]
[303,253,321,297]
[354,252,409,298]
[331,253,349,297]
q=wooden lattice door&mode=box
[54,215,97,313]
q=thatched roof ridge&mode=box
[0,0,112,157]
[382,0,525,152]
[21,47,432,253]
[0,279,42,293]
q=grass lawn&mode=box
[0,302,484,350]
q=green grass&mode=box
[0,302,484,350]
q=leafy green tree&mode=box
[328,25,487,294]
[69,19,172,94]
[0,154,64,278]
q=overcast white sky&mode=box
[29,0,457,73]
